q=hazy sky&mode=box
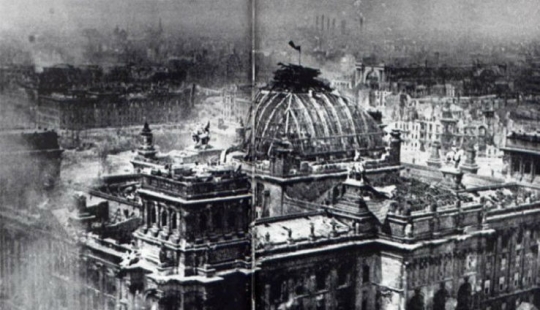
[0,0,251,37]
[2,0,540,49]
[256,0,540,40]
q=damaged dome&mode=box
[247,63,385,160]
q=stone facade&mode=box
[501,131,540,183]
[37,88,194,131]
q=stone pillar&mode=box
[532,160,536,182]
[401,261,409,310]
[427,141,442,168]
[235,125,245,145]
[167,208,173,229]
[509,156,514,177]
[142,202,149,231]
[150,203,160,237]
[156,205,161,229]
[390,129,402,165]
[520,157,525,178]
[177,211,182,235]
[115,278,122,310]
[460,145,479,174]
[138,122,157,159]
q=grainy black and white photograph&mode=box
[2,0,540,309]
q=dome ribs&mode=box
[320,93,345,152]
[253,92,280,155]
[335,95,359,149]
[291,93,318,144]
[254,91,275,134]
[286,106,305,153]
[259,93,291,143]
[353,105,373,148]
[250,65,386,160]
[306,94,331,143]
[297,94,325,141]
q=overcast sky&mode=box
[1,0,540,47]
[0,0,251,37]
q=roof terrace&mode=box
[140,164,250,201]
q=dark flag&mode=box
[288,41,301,52]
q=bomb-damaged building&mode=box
[3,64,540,310]
[35,64,197,132]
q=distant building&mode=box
[221,85,238,120]
[37,87,195,131]
[502,131,540,183]
[391,98,499,157]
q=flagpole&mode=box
[288,41,302,66]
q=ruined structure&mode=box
[502,131,540,183]
[3,64,540,310]
[243,63,390,217]
[246,65,540,310]
[37,87,194,131]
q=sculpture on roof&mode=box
[348,150,370,185]
[192,121,211,149]
[445,147,464,169]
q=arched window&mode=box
[161,209,168,228]
[149,204,156,225]
[171,212,177,230]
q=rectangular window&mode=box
[499,276,505,291]
[316,271,326,290]
[362,265,370,284]
[338,266,348,286]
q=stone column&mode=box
[509,156,514,177]
[177,211,182,235]
[390,129,402,164]
[160,208,169,239]
[401,261,409,310]
[156,205,161,228]
[520,157,525,179]
[142,202,149,231]
[532,160,536,182]
[168,209,173,229]
[460,145,479,174]
[427,141,442,168]
[150,203,160,237]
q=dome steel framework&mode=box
[248,89,385,159]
